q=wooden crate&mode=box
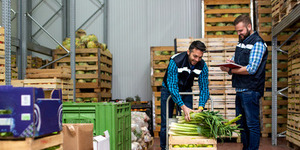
[26,67,71,79]
[53,48,112,101]
[0,132,63,150]
[150,46,175,88]
[204,0,252,38]
[256,0,273,41]
[288,37,300,58]
[169,135,217,150]
[287,113,300,130]
[99,49,113,101]
[31,56,43,68]
[53,48,101,88]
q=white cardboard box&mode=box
[93,130,110,150]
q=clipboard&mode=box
[217,63,243,69]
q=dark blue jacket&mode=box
[163,52,204,91]
[232,32,268,96]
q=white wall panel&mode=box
[109,0,202,101]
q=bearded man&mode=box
[220,15,268,150]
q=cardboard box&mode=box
[63,123,94,150]
[0,86,62,138]
[93,130,110,150]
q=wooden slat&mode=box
[205,9,250,14]
[204,0,250,5]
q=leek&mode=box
[169,111,242,139]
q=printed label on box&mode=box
[21,95,31,106]
[0,118,13,126]
[21,113,31,121]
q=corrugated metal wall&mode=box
[30,0,202,101]
[108,0,202,101]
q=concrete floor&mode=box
[149,137,290,150]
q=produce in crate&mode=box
[56,29,108,51]
[169,111,242,139]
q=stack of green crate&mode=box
[63,102,131,150]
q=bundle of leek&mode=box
[169,111,242,139]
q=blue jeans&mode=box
[159,86,193,150]
[236,91,261,150]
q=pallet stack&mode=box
[204,0,252,38]
[150,46,175,137]
[287,37,300,148]
[176,38,238,120]
[272,0,300,26]
[259,0,300,137]
[53,48,112,102]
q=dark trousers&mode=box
[236,90,261,150]
[159,86,193,150]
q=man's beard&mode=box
[240,28,250,41]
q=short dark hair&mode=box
[189,40,206,52]
[234,15,252,26]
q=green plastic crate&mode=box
[63,102,131,150]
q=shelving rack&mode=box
[1,0,106,102]
[271,4,300,146]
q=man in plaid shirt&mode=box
[160,41,210,150]
[220,15,267,150]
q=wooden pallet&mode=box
[286,128,300,148]
[288,37,300,58]
[0,132,63,150]
[169,135,217,150]
[204,0,251,38]
[287,113,300,131]
[279,0,300,21]
[12,78,74,102]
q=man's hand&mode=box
[220,66,229,72]
[181,105,194,121]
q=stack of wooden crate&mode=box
[287,37,300,148]
[176,38,238,120]
[204,0,252,38]
[53,48,112,102]
[150,46,175,137]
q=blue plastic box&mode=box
[0,86,63,137]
